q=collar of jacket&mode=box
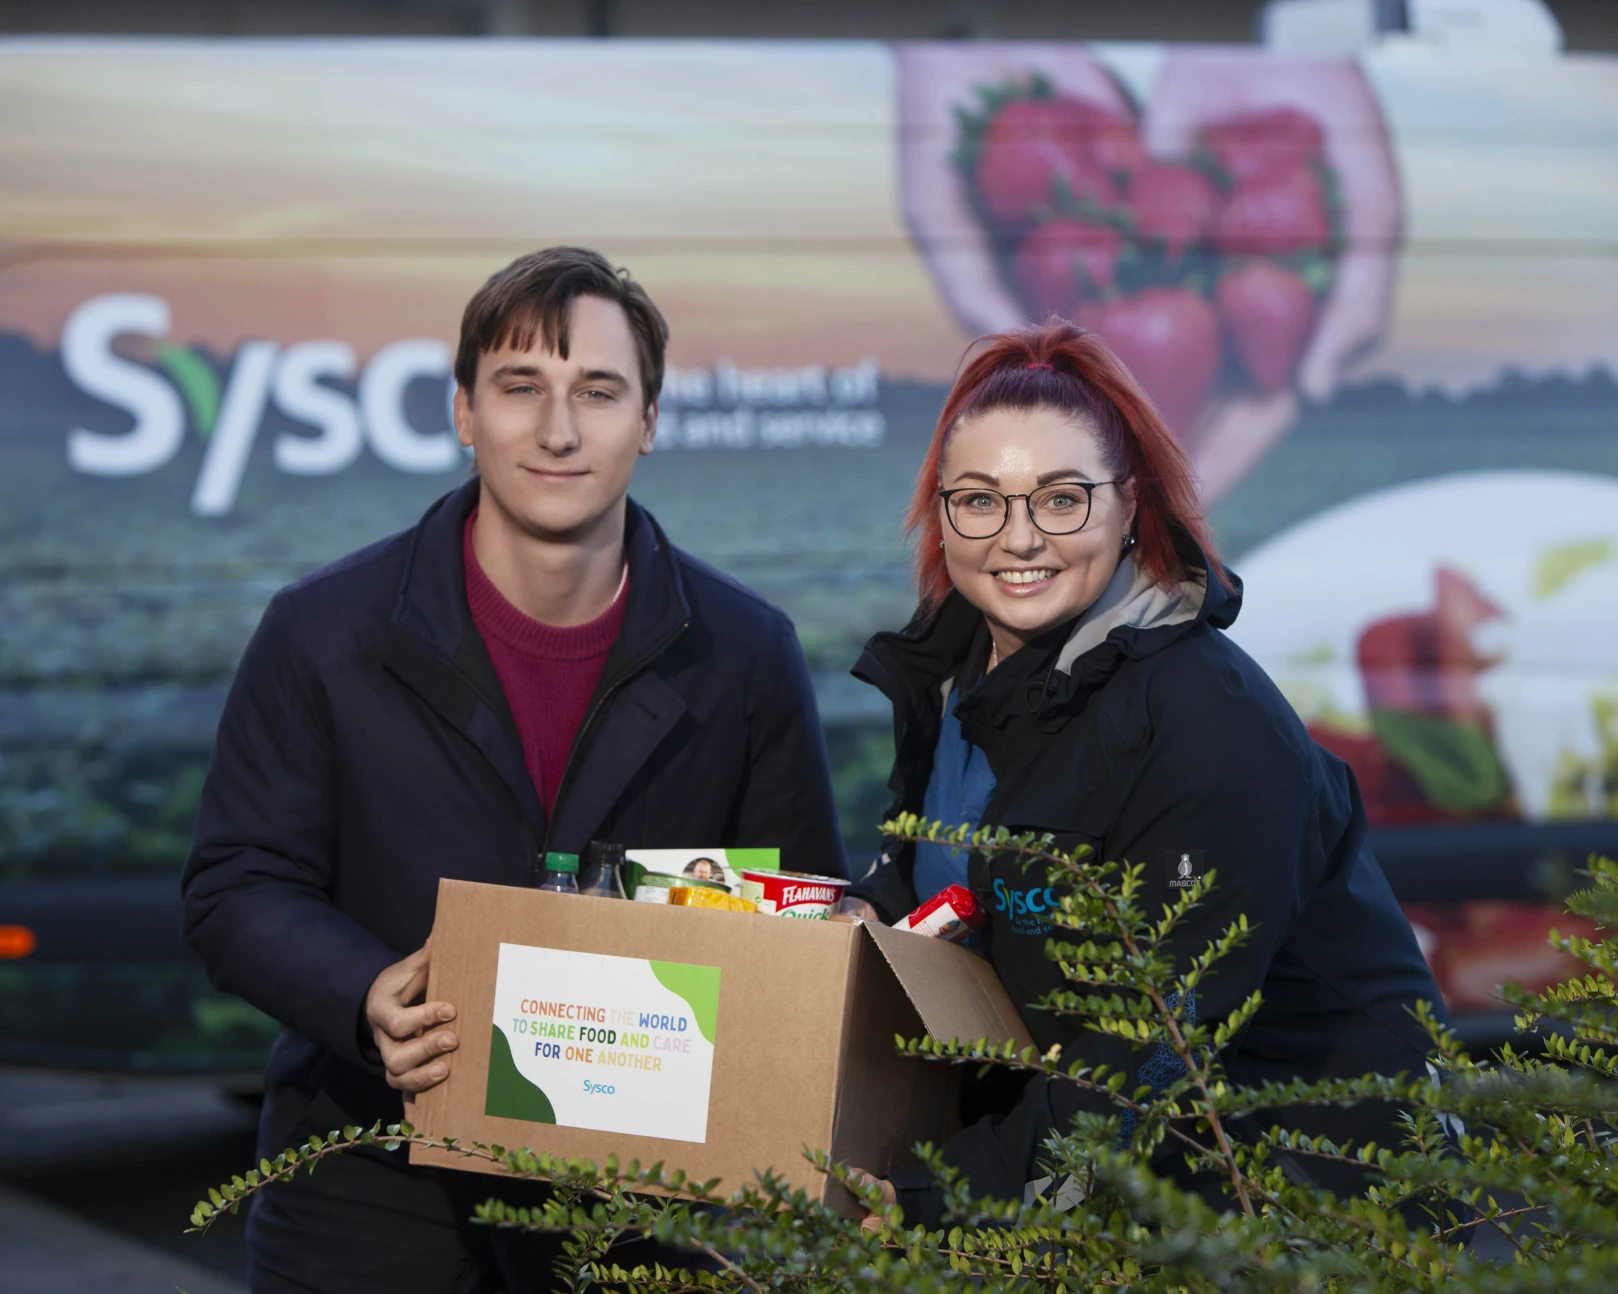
[375,477,693,838]
[389,478,691,664]
[854,527,1243,722]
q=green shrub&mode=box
[192,823,1618,1292]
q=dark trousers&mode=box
[247,1141,508,1293]
[247,1145,715,1294]
[247,1094,714,1294]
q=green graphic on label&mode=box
[648,961,721,1045]
[725,848,780,874]
[485,1022,556,1123]
[487,943,720,1142]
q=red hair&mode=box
[908,319,1228,610]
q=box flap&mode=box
[827,933,963,1217]
[863,923,1034,1051]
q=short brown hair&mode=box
[454,247,669,408]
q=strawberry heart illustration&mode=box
[1213,161,1331,257]
[1126,161,1220,265]
[898,47,1402,498]
[1078,288,1221,439]
[974,94,1135,230]
[1200,106,1326,184]
[1014,217,1123,318]
[957,77,1342,432]
[1216,260,1320,394]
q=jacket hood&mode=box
[1054,553,1209,675]
[1054,534,1242,688]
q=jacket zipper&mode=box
[534,617,692,870]
[526,821,545,887]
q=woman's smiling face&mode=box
[939,406,1136,659]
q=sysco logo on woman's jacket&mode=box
[993,878,1061,935]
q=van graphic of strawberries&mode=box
[1078,288,1220,439]
[972,93,1128,231]
[1215,261,1319,394]
[949,75,1344,442]
[901,50,1400,483]
[1014,217,1122,317]
[1212,161,1332,257]
[1127,161,1219,264]
[1199,106,1325,183]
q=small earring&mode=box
[939,539,945,548]
[1122,534,1137,552]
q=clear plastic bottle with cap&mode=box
[537,851,580,894]
[579,841,628,900]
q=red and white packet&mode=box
[895,884,986,944]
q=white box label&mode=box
[486,943,720,1143]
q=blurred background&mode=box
[1,1,1615,1288]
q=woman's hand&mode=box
[848,1168,897,1232]
[836,897,882,923]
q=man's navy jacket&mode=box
[181,479,844,1145]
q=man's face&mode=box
[454,295,656,540]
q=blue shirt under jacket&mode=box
[913,688,998,905]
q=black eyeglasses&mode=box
[938,481,1124,540]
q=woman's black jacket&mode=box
[844,549,1446,1224]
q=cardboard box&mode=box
[410,879,1033,1216]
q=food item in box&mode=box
[578,840,628,899]
[895,884,986,943]
[537,851,580,895]
[623,848,779,899]
[669,886,758,913]
[632,873,730,905]
[739,869,850,920]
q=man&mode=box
[182,247,845,1292]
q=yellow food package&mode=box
[668,886,758,914]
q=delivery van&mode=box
[0,35,1613,1071]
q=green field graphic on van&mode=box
[155,342,222,438]
[485,1023,556,1124]
[648,961,721,1046]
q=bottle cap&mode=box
[588,840,626,866]
[544,851,579,874]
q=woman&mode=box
[840,320,1445,1226]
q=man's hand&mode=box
[364,935,458,1093]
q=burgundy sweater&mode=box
[463,513,627,815]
